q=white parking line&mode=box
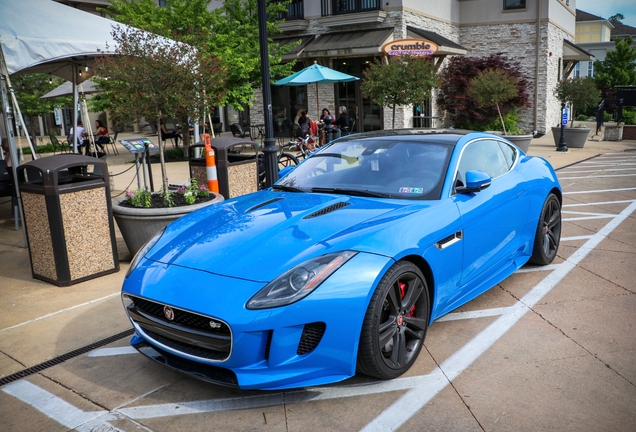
[559,173,636,179]
[559,168,636,174]
[0,293,120,333]
[88,347,138,357]
[563,199,635,207]
[2,380,122,432]
[561,235,593,241]
[564,187,636,195]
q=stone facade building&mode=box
[249,0,592,136]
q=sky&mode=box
[576,0,636,28]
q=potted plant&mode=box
[467,68,534,152]
[552,77,601,148]
[438,54,532,151]
[113,179,223,256]
[94,25,227,256]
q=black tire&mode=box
[528,192,561,265]
[278,153,299,170]
[357,261,429,379]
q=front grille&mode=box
[126,295,232,362]
[142,328,228,361]
[131,296,230,336]
[297,322,326,355]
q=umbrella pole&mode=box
[316,83,319,122]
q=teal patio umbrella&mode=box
[273,62,360,119]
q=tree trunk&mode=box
[496,103,507,135]
[392,104,396,130]
[157,112,168,196]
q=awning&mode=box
[563,39,594,78]
[299,28,394,58]
[273,35,315,61]
[406,26,467,55]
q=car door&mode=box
[452,138,530,289]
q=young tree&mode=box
[468,69,519,134]
[554,77,601,126]
[593,36,636,96]
[94,25,226,202]
[437,53,530,130]
[106,0,296,112]
[12,74,70,142]
[360,56,439,129]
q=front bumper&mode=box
[122,252,393,390]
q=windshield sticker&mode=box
[399,187,424,194]
[371,160,379,171]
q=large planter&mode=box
[502,134,533,153]
[112,193,224,256]
[603,125,623,141]
[551,127,590,148]
[486,132,533,153]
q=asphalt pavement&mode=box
[0,129,634,431]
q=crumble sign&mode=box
[382,38,439,57]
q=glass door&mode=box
[334,57,382,132]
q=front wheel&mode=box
[528,192,561,265]
[357,261,429,379]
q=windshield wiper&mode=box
[311,187,390,198]
[271,184,304,192]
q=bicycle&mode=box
[257,145,300,189]
[286,134,319,160]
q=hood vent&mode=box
[246,197,284,213]
[303,201,350,219]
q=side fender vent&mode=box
[246,197,283,213]
[297,322,326,355]
[303,202,350,219]
[435,231,463,250]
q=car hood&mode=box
[146,191,425,282]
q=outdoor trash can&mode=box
[192,137,259,199]
[18,154,119,286]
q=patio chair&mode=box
[230,123,251,140]
[107,131,119,155]
[50,135,70,155]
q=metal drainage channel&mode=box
[0,329,134,387]
[0,151,617,388]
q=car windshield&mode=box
[275,138,452,200]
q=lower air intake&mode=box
[297,322,326,355]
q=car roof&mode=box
[334,128,471,145]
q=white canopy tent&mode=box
[0,0,123,242]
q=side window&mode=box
[498,141,517,169]
[456,139,511,186]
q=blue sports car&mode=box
[121,129,561,390]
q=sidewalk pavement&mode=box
[0,130,635,379]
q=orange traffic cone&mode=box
[204,134,219,193]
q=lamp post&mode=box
[557,101,568,152]
[257,0,278,187]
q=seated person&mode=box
[334,106,350,133]
[93,120,110,152]
[160,120,182,147]
[68,121,89,154]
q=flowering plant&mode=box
[123,178,210,208]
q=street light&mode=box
[557,101,568,152]
[257,0,278,187]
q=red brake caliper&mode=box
[399,281,416,317]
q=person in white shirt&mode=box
[68,121,88,154]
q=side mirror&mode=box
[456,170,492,194]
[278,165,295,178]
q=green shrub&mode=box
[457,111,522,133]
[621,109,636,125]
[21,143,56,155]
[575,114,589,121]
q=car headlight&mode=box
[125,228,166,278]
[246,251,357,310]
